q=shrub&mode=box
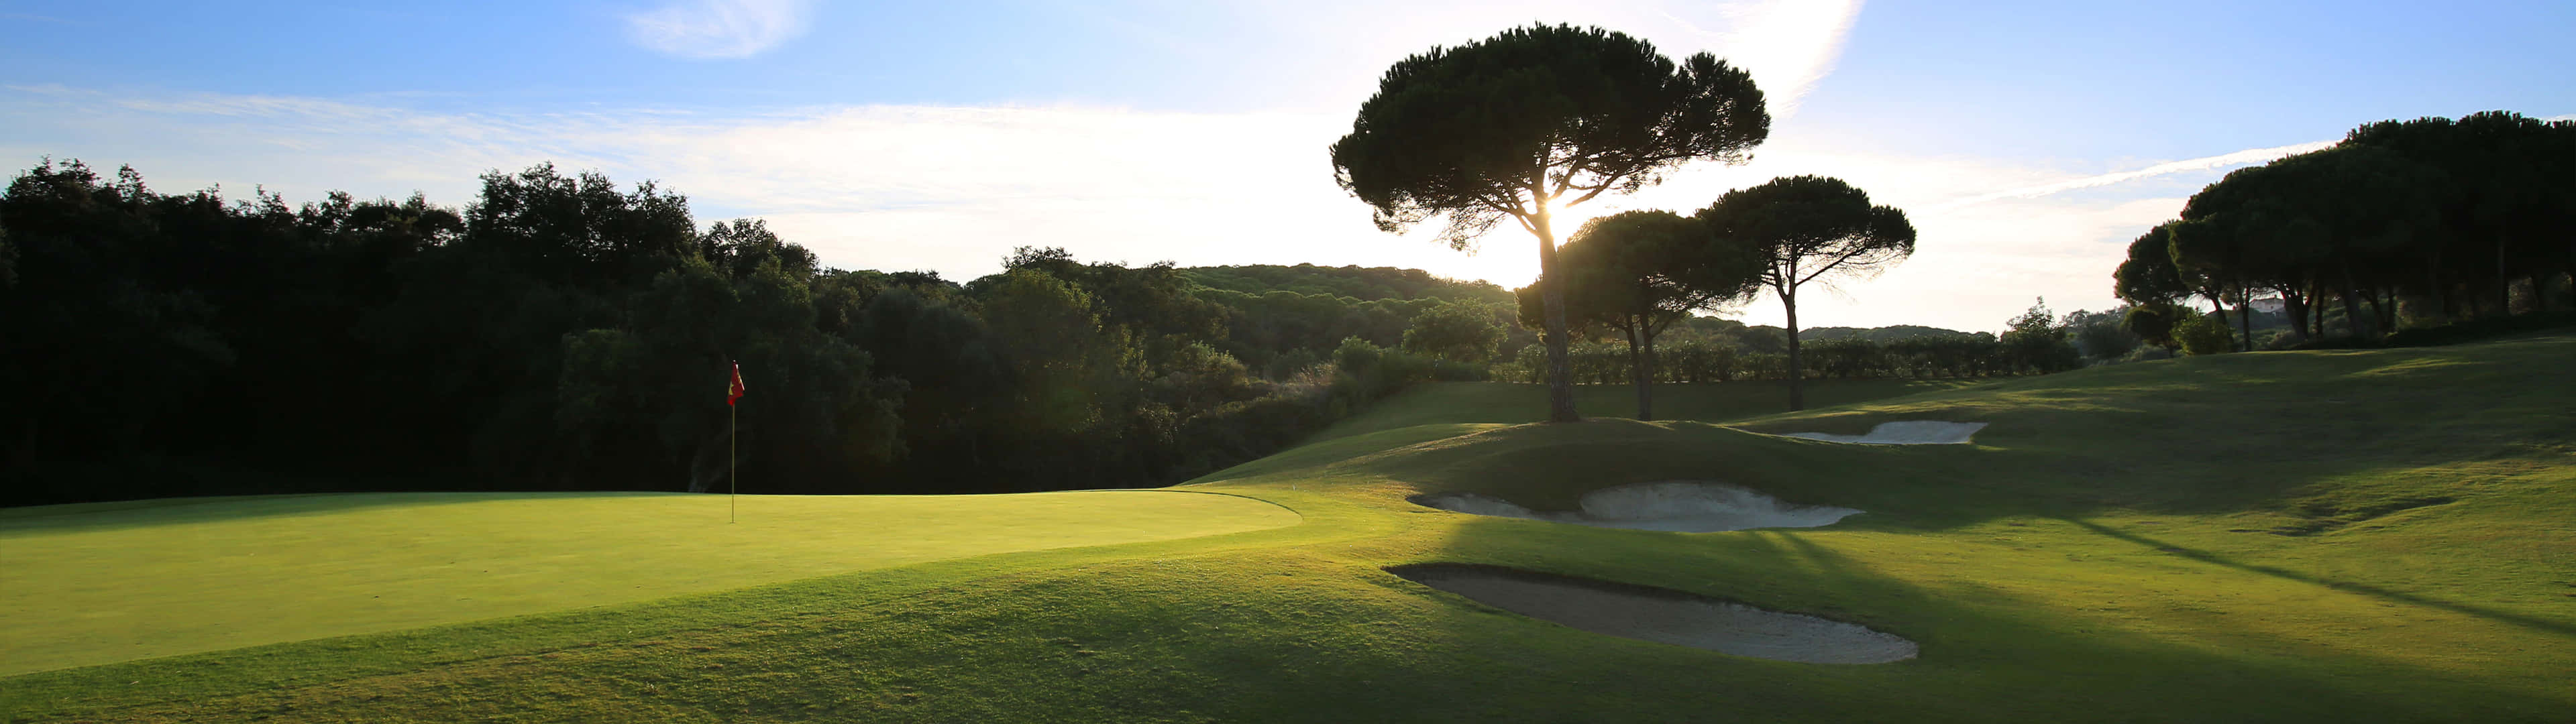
[2176,313,2236,355]
[2383,310,2576,347]
[2118,345,2178,363]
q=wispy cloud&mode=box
[1684,0,1865,122]
[1,80,2233,332]
[1930,140,2336,210]
[9,0,2267,342]
[623,0,812,59]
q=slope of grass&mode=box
[1313,377,1978,440]
[0,490,1298,676]
[5,333,2572,722]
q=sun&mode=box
[1394,196,1623,290]
[1542,194,1610,239]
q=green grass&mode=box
[1311,377,1978,440]
[5,335,2573,722]
[0,490,1297,676]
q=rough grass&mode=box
[5,333,2573,722]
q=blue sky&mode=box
[3,1,2570,332]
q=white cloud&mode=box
[11,0,2232,334]
[1522,130,2208,332]
[1236,0,1863,119]
[1,80,2243,334]
[623,0,812,59]
[1691,0,1865,122]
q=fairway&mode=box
[5,334,2574,723]
[0,490,1299,676]
[1308,377,1975,440]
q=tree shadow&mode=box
[2062,518,2576,639]
[1393,514,2573,721]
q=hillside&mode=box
[4,333,2571,722]
[1796,323,1976,341]
[1181,263,1513,304]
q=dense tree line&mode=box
[2116,111,2576,349]
[1,155,2108,507]
[1189,285,1532,380]
[0,162,1488,505]
[1181,264,1513,305]
[1499,299,2090,385]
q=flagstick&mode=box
[729,401,737,524]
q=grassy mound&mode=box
[3,335,2571,722]
[1309,377,1975,440]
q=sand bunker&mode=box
[1779,420,1988,444]
[1391,564,1917,664]
[1411,481,1860,532]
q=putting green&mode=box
[0,490,1299,676]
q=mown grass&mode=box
[0,490,1297,676]
[1311,377,1978,440]
[4,334,2571,722]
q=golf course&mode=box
[5,330,2569,722]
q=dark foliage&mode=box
[1695,175,1916,410]
[1331,22,1770,422]
[2116,111,2576,350]
[0,165,1440,506]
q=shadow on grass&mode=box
[1395,514,2573,721]
[2065,518,2576,639]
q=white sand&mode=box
[1778,420,1988,444]
[1411,481,1860,533]
[1393,566,1918,664]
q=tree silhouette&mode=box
[1330,23,1768,422]
[1695,176,1915,411]
[1515,210,1759,420]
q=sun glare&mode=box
[1411,196,1623,290]
[1544,196,1608,239]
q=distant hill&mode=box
[1181,264,1512,304]
[1798,324,1978,342]
[1660,318,1980,355]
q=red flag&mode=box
[727,362,746,406]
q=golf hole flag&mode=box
[727,362,746,406]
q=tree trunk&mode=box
[2426,251,2450,325]
[2199,290,2231,350]
[1782,284,1805,411]
[1533,206,1580,423]
[2498,241,2513,316]
[1623,320,1652,421]
[2282,284,2310,343]
[2309,282,2326,339]
[2337,282,2367,338]
[2236,288,2254,352]
[1641,330,1660,418]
